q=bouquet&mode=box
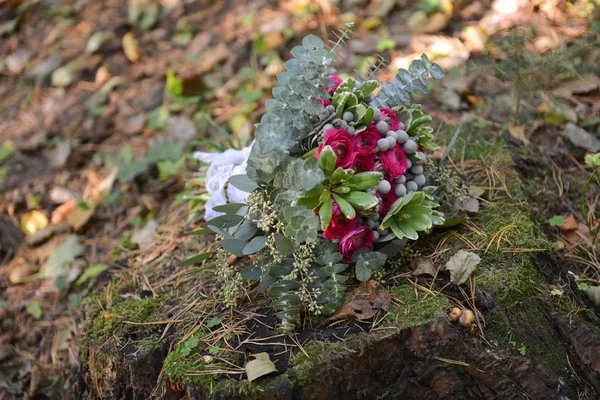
[197,32,446,332]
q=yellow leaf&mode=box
[21,210,48,235]
[507,123,529,145]
[122,32,140,62]
[245,352,277,382]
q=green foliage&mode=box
[380,192,444,240]
[548,215,566,226]
[26,301,43,320]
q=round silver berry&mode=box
[378,180,391,194]
[326,105,336,113]
[410,165,424,175]
[395,175,406,184]
[377,227,388,236]
[340,120,349,129]
[366,94,375,103]
[413,174,426,186]
[416,151,426,162]
[403,139,418,154]
[323,123,334,132]
[377,138,390,152]
[386,130,397,139]
[372,108,381,121]
[373,231,380,241]
[405,159,412,169]
[406,181,418,192]
[394,183,407,197]
[396,130,409,144]
[376,120,389,134]
[343,111,354,122]
[347,126,356,136]
[387,136,397,148]
[373,212,380,220]
[367,219,376,228]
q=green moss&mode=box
[291,339,348,387]
[385,285,448,329]
[163,350,219,386]
[438,125,511,163]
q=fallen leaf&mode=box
[21,211,49,235]
[412,256,437,276]
[86,31,113,54]
[245,352,277,382]
[75,264,108,286]
[9,257,38,284]
[51,199,76,224]
[507,123,529,145]
[122,32,140,62]
[49,187,74,205]
[556,74,599,98]
[560,215,579,232]
[564,123,600,152]
[445,250,481,285]
[51,65,76,87]
[67,205,96,231]
[40,235,84,280]
[330,280,390,321]
[132,220,159,249]
[458,197,480,213]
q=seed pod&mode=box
[386,130,398,139]
[410,165,424,175]
[373,230,380,241]
[459,309,475,329]
[372,108,381,121]
[396,130,409,143]
[406,181,418,192]
[343,111,354,122]
[323,123,334,132]
[405,159,412,169]
[376,120,389,134]
[448,307,462,321]
[395,175,406,184]
[387,136,397,148]
[378,180,391,194]
[347,126,356,136]
[413,174,426,186]
[403,139,418,154]
[377,138,390,152]
[394,183,407,197]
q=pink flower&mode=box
[378,144,408,180]
[323,202,359,240]
[353,126,380,155]
[317,99,331,107]
[378,190,398,219]
[380,108,404,131]
[352,153,375,173]
[340,226,375,261]
[315,128,356,169]
[326,75,343,94]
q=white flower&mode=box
[194,144,253,221]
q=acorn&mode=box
[468,324,479,337]
[459,309,475,329]
[448,307,462,322]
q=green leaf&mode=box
[42,235,84,280]
[0,140,15,163]
[209,346,221,355]
[332,194,356,219]
[355,251,387,282]
[165,70,183,97]
[318,146,336,178]
[222,238,246,256]
[341,191,379,211]
[274,234,295,256]
[146,142,184,163]
[212,203,247,214]
[75,264,107,286]
[203,214,245,228]
[229,174,258,193]
[207,316,222,328]
[355,80,378,98]
[320,198,333,230]
[147,107,170,129]
[345,171,383,190]
[117,161,149,183]
[26,301,43,320]
[330,168,354,185]
[185,228,213,236]
[180,252,213,266]
[241,264,263,280]
[407,115,432,134]
[389,219,418,240]
[243,236,268,255]
[549,215,566,226]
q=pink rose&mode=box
[317,99,331,107]
[378,144,408,180]
[378,190,398,219]
[326,75,343,94]
[380,108,404,131]
[323,202,359,240]
[340,226,375,261]
[315,128,356,169]
[352,153,375,173]
[353,126,380,155]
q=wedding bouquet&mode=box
[197,33,445,331]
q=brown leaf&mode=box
[51,199,76,224]
[122,32,140,62]
[412,256,437,276]
[329,281,390,321]
[507,123,529,145]
[560,215,579,232]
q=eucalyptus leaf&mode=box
[243,236,268,255]
[222,238,246,257]
[229,175,259,193]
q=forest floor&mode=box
[1,0,600,399]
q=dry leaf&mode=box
[51,199,76,224]
[9,257,39,284]
[564,123,600,152]
[507,123,529,145]
[21,210,49,235]
[245,352,277,382]
[560,215,579,232]
[67,205,96,231]
[445,250,481,285]
[412,256,437,276]
[132,220,159,249]
[330,280,390,321]
[122,32,140,62]
[585,286,600,307]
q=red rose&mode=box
[380,108,404,131]
[352,153,375,173]
[378,143,408,180]
[317,99,331,107]
[353,126,380,155]
[323,202,359,240]
[315,128,356,168]
[339,226,375,261]
[378,190,398,219]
